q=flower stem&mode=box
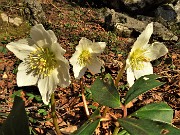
[102,106,109,117]
[80,77,90,117]
[113,62,126,135]
[112,126,120,135]
[115,62,126,87]
[121,103,127,118]
[51,93,62,135]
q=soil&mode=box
[0,0,179,135]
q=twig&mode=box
[80,77,90,117]
[51,93,62,135]
[48,1,61,12]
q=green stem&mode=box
[115,62,126,87]
[51,93,62,135]
[80,78,90,117]
[112,126,120,135]
[112,62,127,135]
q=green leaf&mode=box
[131,102,173,123]
[71,109,100,135]
[26,93,35,100]
[38,109,47,116]
[34,95,42,102]
[10,90,23,98]
[90,74,120,108]
[125,74,165,105]
[118,130,130,135]
[118,118,180,135]
[0,46,8,54]
[0,96,30,135]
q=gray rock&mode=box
[175,1,180,22]
[153,22,178,41]
[104,9,178,41]
[23,0,46,25]
[101,0,178,14]
[154,4,177,22]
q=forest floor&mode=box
[0,0,180,134]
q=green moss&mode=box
[0,17,31,43]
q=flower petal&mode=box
[132,22,153,51]
[77,37,92,51]
[6,41,36,60]
[38,69,59,104]
[73,63,87,79]
[56,61,71,87]
[70,50,87,79]
[69,50,80,66]
[47,30,57,43]
[50,43,66,61]
[30,24,52,46]
[17,62,38,86]
[91,42,106,54]
[144,42,168,61]
[87,58,104,74]
[134,62,153,79]
[126,66,135,87]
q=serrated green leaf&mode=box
[90,74,120,108]
[118,118,180,135]
[71,109,100,135]
[0,96,30,135]
[131,102,173,123]
[125,74,165,105]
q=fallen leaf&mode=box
[2,72,8,79]
[60,125,77,134]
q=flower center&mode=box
[25,47,57,78]
[78,50,91,66]
[129,48,149,70]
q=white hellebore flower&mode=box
[126,22,168,87]
[6,24,70,104]
[70,37,106,79]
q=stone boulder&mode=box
[100,0,178,14]
[103,8,178,41]
[23,0,46,25]
[154,4,177,22]
[175,0,180,22]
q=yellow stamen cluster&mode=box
[25,47,57,78]
[78,50,91,66]
[129,48,150,70]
